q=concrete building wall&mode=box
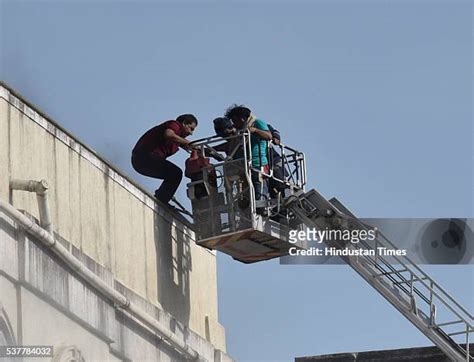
[0,83,230,360]
[0,209,232,361]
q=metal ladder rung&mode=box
[393,276,429,285]
[435,320,465,328]
[448,329,474,337]
[374,269,408,277]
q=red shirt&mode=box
[133,120,185,159]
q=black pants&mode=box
[269,156,286,198]
[132,153,183,204]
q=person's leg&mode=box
[269,163,286,198]
[132,154,182,204]
[154,160,183,204]
[251,170,269,215]
[132,154,165,178]
[251,170,262,201]
[269,178,278,199]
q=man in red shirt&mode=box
[131,114,198,204]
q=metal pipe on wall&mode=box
[10,179,53,234]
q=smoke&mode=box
[92,139,135,179]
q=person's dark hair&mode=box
[268,124,281,141]
[176,114,198,126]
[224,104,251,121]
[213,117,233,137]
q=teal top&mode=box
[235,118,269,168]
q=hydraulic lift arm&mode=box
[285,189,473,362]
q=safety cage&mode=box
[186,131,307,263]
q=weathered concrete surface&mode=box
[0,82,230,359]
[295,344,474,361]
[0,199,231,361]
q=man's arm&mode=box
[212,142,230,153]
[250,128,272,140]
[249,120,272,140]
[202,143,226,161]
[163,128,192,149]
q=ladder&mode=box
[285,189,473,362]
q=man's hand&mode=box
[182,142,198,152]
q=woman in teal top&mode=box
[225,105,272,208]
